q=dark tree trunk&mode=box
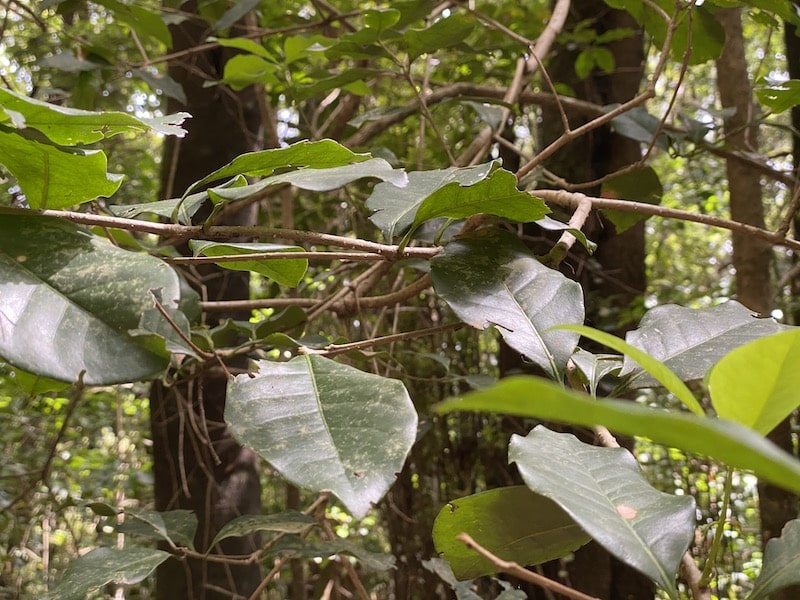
[150,4,264,598]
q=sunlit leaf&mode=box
[189,241,308,286]
[0,213,179,384]
[431,230,584,378]
[435,376,800,496]
[709,329,800,434]
[226,356,418,518]
[433,486,591,580]
[510,427,694,598]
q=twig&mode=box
[167,251,386,264]
[543,194,593,267]
[456,533,601,600]
[307,322,464,357]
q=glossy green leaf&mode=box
[411,169,548,232]
[431,230,584,378]
[0,87,188,144]
[510,427,694,598]
[619,301,789,388]
[556,324,703,415]
[226,356,418,518]
[432,486,591,580]
[435,376,800,496]
[117,509,197,551]
[750,519,800,600]
[187,140,370,194]
[0,213,179,384]
[708,329,800,434]
[47,547,170,600]
[0,129,122,209]
[189,241,308,287]
[404,13,476,60]
[270,537,395,571]
[367,162,496,239]
[756,79,800,113]
[209,512,316,549]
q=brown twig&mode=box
[307,322,464,357]
[456,533,601,600]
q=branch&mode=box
[167,251,386,265]
[308,322,464,357]
[456,533,601,600]
[534,189,800,253]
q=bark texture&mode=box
[150,4,264,598]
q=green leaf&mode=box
[756,79,800,113]
[601,167,663,233]
[609,105,669,149]
[47,547,170,600]
[270,537,395,571]
[213,0,261,31]
[708,329,800,435]
[750,519,800,600]
[619,301,789,388]
[0,213,178,384]
[404,13,476,60]
[226,356,418,518]
[367,162,496,239]
[221,54,280,91]
[117,509,197,551]
[431,230,584,378]
[570,349,623,396]
[423,558,483,600]
[510,427,694,598]
[0,128,122,209]
[411,169,548,232]
[534,215,596,253]
[188,140,370,193]
[209,512,316,549]
[94,0,171,47]
[189,241,308,287]
[214,36,276,60]
[434,376,800,496]
[556,324,703,415]
[0,87,188,144]
[432,486,591,580]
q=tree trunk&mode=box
[150,4,264,598]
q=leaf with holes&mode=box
[510,427,695,598]
[431,229,583,378]
[226,356,417,518]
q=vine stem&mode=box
[700,468,734,587]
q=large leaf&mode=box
[189,241,308,287]
[708,329,800,434]
[47,547,169,600]
[0,87,189,144]
[435,376,800,495]
[0,213,180,384]
[185,139,373,193]
[750,519,800,600]
[510,427,694,598]
[226,356,418,518]
[432,486,591,580]
[620,301,789,388]
[0,129,122,209]
[431,229,584,378]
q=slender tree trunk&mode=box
[150,4,264,598]
[717,9,798,600]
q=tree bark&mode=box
[150,4,264,598]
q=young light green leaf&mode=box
[0,87,188,144]
[749,519,800,600]
[433,486,591,580]
[708,329,800,435]
[226,356,418,518]
[0,130,122,209]
[619,301,789,388]
[432,230,584,379]
[555,324,703,415]
[510,427,694,598]
[47,547,169,600]
[435,376,800,496]
[208,512,316,549]
[0,213,180,384]
[189,241,308,287]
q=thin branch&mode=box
[167,251,386,265]
[456,533,601,600]
[308,322,464,357]
[534,189,800,252]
